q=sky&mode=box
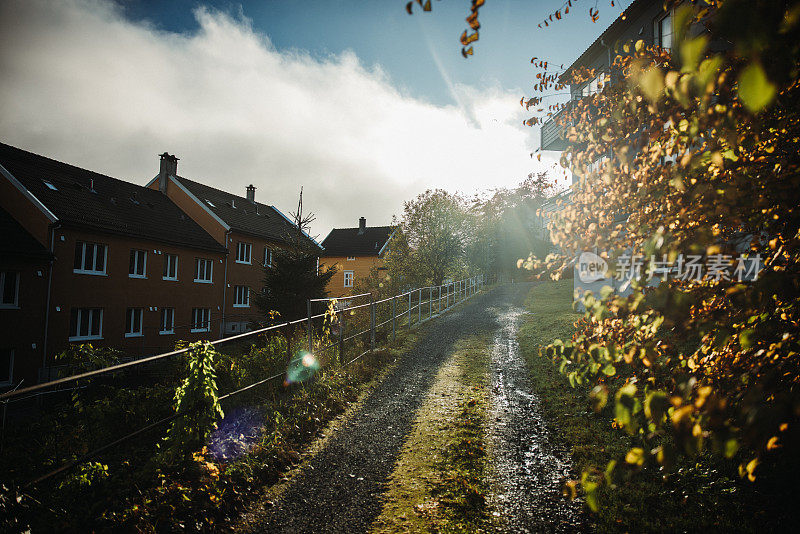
[0,0,632,239]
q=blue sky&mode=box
[0,0,631,236]
[122,0,630,107]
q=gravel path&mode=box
[238,285,513,533]
[488,283,587,532]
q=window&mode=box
[656,11,673,50]
[344,270,354,288]
[69,308,103,341]
[73,241,107,274]
[191,308,211,333]
[129,249,147,278]
[163,254,178,280]
[160,308,175,334]
[43,180,58,191]
[0,349,12,386]
[194,258,213,283]
[233,285,250,307]
[0,271,19,308]
[125,308,143,337]
[264,247,273,267]
[346,256,356,261]
[236,242,252,264]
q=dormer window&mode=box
[43,180,58,191]
[205,199,216,208]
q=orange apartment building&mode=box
[320,218,394,298]
[145,153,321,336]
[0,143,229,387]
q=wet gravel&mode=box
[238,286,509,533]
[488,283,587,533]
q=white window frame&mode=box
[0,271,20,309]
[233,285,250,308]
[264,247,273,267]
[343,270,354,288]
[163,254,178,281]
[0,349,12,387]
[236,242,252,264]
[69,308,103,341]
[346,256,356,261]
[73,241,107,275]
[191,308,211,333]
[160,307,175,335]
[194,258,213,283]
[655,10,673,51]
[125,307,144,338]
[129,249,147,279]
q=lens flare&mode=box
[286,350,321,384]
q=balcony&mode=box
[540,105,570,152]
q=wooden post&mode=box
[408,291,412,327]
[418,288,422,324]
[391,296,396,342]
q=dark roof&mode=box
[321,226,394,257]
[560,0,654,83]
[173,176,321,250]
[0,143,227,254]
[0,206,52,260]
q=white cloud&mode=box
[0,0,556,237]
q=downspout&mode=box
[42,222,60,373]
[221,229,231,337]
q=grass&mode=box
[518,279,771,533]
[371,334,494,533]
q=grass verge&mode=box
[371,334,494,534]
[518,280,768,533]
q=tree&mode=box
[411,0,800,510]
[253,189,336,322]
[388,189,467,287]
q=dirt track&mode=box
[236,283,583,533]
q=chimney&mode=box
[246,184,256,203]
[158,152,178,193]
[358,216,366,235]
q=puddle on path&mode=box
[488,306,586,533]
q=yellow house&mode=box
[320,217,394,298]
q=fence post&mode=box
[429,287,432,319]
[418,288,422,324]
[370,295,376,351]
[438,285,441,314]
[408,291,412,327]
[391,295,396,342]
[307,299,313,353]
[338,307,345,364]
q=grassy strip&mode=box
[371,334,494,534]
[518,280,764,533]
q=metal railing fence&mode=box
[0,273,491,489]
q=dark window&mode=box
[74,241,107,274]
[163,254,178,280]
[69,308,103,340]
[125,308,143,336]
[129,249,147,277]
[0,271,19,306]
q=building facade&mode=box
[320,218,393,298]
[0,143,229,387]
[145,153,321,335]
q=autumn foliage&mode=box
[515,0,800,506]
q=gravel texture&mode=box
[237,283,587,533]
[237,286,507,533]
[487,284,587,532]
